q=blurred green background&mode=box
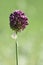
[0,0,43,65]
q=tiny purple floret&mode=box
[9,10,29,32]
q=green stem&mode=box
[16,40,18,65]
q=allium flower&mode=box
[9,10,29,65]
[9,10,28,32]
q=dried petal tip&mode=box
[9,10,29,32]
[11,33,17,40]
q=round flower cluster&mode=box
[9,10,28,32]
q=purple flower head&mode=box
[9,10,28,32]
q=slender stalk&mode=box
[16,36,18,65]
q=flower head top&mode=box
[9,10,28,32]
